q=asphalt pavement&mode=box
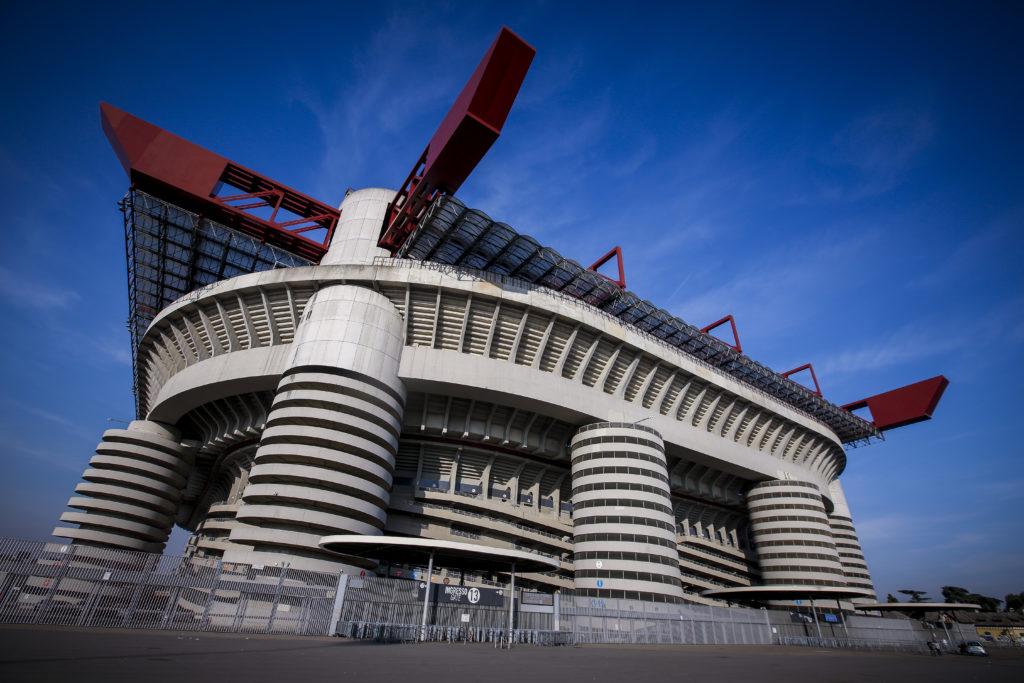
[1,625,1021,682]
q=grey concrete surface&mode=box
[2,626,1022,682]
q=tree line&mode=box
[884,586,1024,612]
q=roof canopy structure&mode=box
[397,196,883,444]
[319,534,561,574]
[702,584,877,602]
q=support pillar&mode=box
[570,422,684,603]
[55,421,195,553]
[226,284,407,572]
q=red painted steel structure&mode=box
[700,315,742,354]
[588,246,627,288]
[842,375,949,432]
[782,363,822,396]
[379,27,536,254]
[101,103,337,262]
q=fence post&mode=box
[265,564,290,634]
[159,585,182,630]
[35,544,76,624]
[200,561,224,631]
[553,591,560,632]
[327,573,349,636]
[121,553,157,627]
[76,580,103,627]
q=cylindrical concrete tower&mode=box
[319,188,396,266]
[54,421,195,553]
[225,283,406,572]
[747,479,846,588]
[570,422,684,603]
[827,479,876,603]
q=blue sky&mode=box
[1,1,1021,604]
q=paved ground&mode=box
[2,625,1022,682]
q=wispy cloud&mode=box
[668,229,881,334]
[1,438,85,474]
[818,292,1024,377]
[818,107,936,200]
[0,265,80,309]
[817,325,968,377]
[290,14,474,201]
[0,398,99,442]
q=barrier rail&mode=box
[0,538,338,635]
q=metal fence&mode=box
[333,574,965,651]
[0,538,979,651]
[0,539,339,635]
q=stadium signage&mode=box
[417,583,504,606]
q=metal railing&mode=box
[0,538,339,635]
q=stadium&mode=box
[52,28,947,614]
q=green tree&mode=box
[899,589,929,603]
[886,593,899,603]
[941,586,971,603]
[1004,592,1023,612]
[941,585,1002,611]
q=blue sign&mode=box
[596,579,604,587]
[412,571,419,579]
[823,613,839,623]
[598,600,605,608]
[795,599,803,605]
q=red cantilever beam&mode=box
[842,375,949,432]
[101,102,337,262]
[588,246,627,288]
[700,315,742,354]
[379,27,536,253]
[782,363,822,396]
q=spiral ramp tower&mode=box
[54,421,196,553]
[570,423,685,603]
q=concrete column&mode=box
[226,284,406,572]
[55,420,195,553]
[570,422,684,603]
[828,479,877,606]
[747,479,846,588]
[320,188,396,265]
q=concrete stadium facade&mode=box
[56,187,877,607]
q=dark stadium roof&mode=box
[396,195,880,445]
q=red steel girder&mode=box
[782,363,822,396]
[700,315,742,354]
[842,375,949,432]
[101,103,337,262]
[379,27,536,253]
[588,246,627,288]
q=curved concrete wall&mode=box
[571,422,685,603]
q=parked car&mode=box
[958,640,988,656]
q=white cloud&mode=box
[0,265,80,309]
[819,107,936,200]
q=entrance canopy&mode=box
[319,534,561,574]
[702,585,876,602]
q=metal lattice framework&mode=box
[397,195,880,445]
[123,190,313,415]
